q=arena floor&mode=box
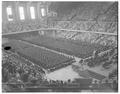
[3,39,74,71]
[3,30,110,59]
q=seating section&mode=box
[85,47,118,68]
[2,20,48,34]
[54,2,117,47]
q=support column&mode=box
[12,2,17,22]
[37,2,41,19]
[34,2,38,20]
[15,2,20,21]
[24,2,30,20]
[2,3,8,23]
[26,2,31,20]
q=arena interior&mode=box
[2,1,118,92]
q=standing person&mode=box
[112,80,118,92]
[79,59,84,70]
[93,50,99,59]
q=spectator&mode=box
[112,80,118,92]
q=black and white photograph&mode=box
[2,1,118,92]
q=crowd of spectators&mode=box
[53,2,117,47]
[2,43,118,92]
[2,20,48,34]
[2,3,117,47]
[84,47,118,69]
[2,50,45,91]
[2,48,118,92]
[71,64,118,92]
[2,51,92,92]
